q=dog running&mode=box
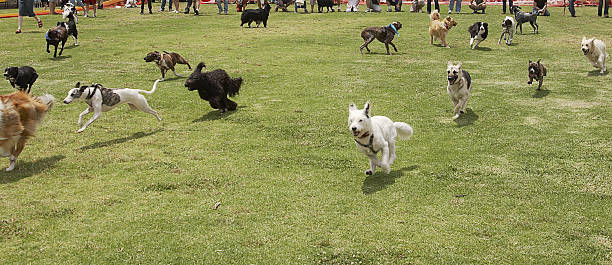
[184,62,243,113]
[498,16,515,46]
[468,21,488,49]
[144,51,192,81]
[446,61,472,119]
[429,10,457,48]
[4,66,38,93]
[240,3,271,28]
[528,59,547,90]
[511,6,539,34]
[63,80,162,133]
[360,21,402,55]
[581,37,608,74]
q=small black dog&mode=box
[512,6,539,34]
[185,62,243,113]
[241,3,271,28]
[528,59,546,90]
[318,0,335,12]
[4,66,38,93]
[46,23,68,57]
[468,21,488,49]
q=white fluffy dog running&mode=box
[581,37,608,74]
[63,79,162,133]
[348,102,413,175]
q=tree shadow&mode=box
[454,108,478,127]
[361,165,418,195]
[79,128,163,151]
[192,106,246,122]
[532,89,550,98]
[0,155,65,184]
[587,69,608,76]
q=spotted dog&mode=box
[63,80,162,133]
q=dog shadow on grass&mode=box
[532,89,550,98]
[454,108,478,127]
[192,106,246,122]
[48,55,72,61]
[474,46,492,51]
[0,155,65,184]
[79,128,163,151]
[587,70,609,76]
[361,165,418,195]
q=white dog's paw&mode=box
[365,170,373,175]
[452,114,460,119]
[77,128,85,133]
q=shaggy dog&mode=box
[410,0,424,12]
[528,59,547,90]
[348,101,413,175]
[63,80,162,133]
[0,91,54,171]
[468,22,488,49]
[317,0,335,12]
[498,16,515,46]
[184,62,243,113]
[45,23,69,57]
[360,21,402,55]
[447,61,472,119]
[240,3,271,28]
[4,66,38,93]
[511,6,539,34]
[144,51,192,81]
[581,37,608,74]
[429,10,457,48]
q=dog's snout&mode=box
[351,127,357,131]
[63,100,69,104]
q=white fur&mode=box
[348,102,413,175]
[63,80,162,133]
[582,37,608,74]
[498,16,515,46]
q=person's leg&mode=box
[434,0,439,11]
[216,0,221,12]
[174,0,179,12]
[160,0,166,10]
[604,0,609,16]
[568,0,575,16]
[426,0,430,13]
[93,0,97,16]
[455,0,460,12]
[223,0,227,13]
[502,0,506,13]
[509,0,513,13]
[185,0,192,13]
[140,0,144,13]
[17,16,23,32]
[448,0,454,13]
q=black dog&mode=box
[4,66,38,93]
[185,62,243,113]
[318,0,335,12]
[240,3,271,28]
[46,23,68,57]
[511,6,538,34]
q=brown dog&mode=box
[360,22,402,55]
[45,23,69,57]
[528,59,547,90]
[144,51,192,81]
[429,10,457,48]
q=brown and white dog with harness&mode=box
[144,51,192,81]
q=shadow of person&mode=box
[192,106,246,123]
[454,108,478,127]
[0,155,65,184]
[532,89,550,98]
[361,165,418,195]
[79,128,163,151]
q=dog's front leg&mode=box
[160,69,166,81]
[78,109,101,133]
[59,40,66,56]
[379,144,391,174]
[46,43,50,53]
[470,37,475,48]
[498,33,503,45]
[508,30,514,45]
[365,154,379,175]
[389,41,398,52]
[537,78,543,90]
[528,75,533,85]
[78,108,91,127]
[442,36,450,48]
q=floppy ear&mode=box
[529,60,532,63]
[75,82,80,88]
[363,101,371,117]
[349,103,357,111]
[582,36,586,42]
[483,22,488,28]
[457,61,462,68]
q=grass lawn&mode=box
[0,3,611,264]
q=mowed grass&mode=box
[0,4,611,263]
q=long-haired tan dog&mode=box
[429,10,457,48]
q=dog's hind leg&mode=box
[498,33,504,45]
[379,144,391,174]
[388,138,397,166]
[137,102,162,121]
[6,137,27,171]
[47,43,50,54]
[360,37,374,54]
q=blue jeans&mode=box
[532,7,549,15]
[426,0,438,13]
[568,0,575,16]
[598,0,609,16]
[160,0,172,10]
[217,0,228,12]
[502,0,512,13]
[449,0,461,12]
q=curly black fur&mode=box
[318,0,334,12]
[241,3,271,28]
[185,62,243,113]
[4,66,38,93]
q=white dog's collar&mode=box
[354,134,378,154]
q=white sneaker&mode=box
[173,10,179,13]
[448,10,451,13]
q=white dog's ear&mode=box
[457,61,462,68]
[363,101,371,117]
[582,36,586,42]
[349,103,357,111]
[589,38,595,44]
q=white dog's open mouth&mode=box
[582,49,588,55]
[353,131,360,137]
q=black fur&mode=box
[462,70,471,91]
[64,8,78,44]
[184,62,243,113]
[468,22,488,40]
[46,24,68,57]
[240,3,271,28]
[4,66,38,93]
[318,0,335,12]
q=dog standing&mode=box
[348,102,413,175]
[318,0,335,12]
[62,2,78,24]
[61,7,78,46]
[0,91,54,171]
[498,16,515,46]
[144,51,191,81]
[410,0,424,12]
[63,80,162,133]
[429,10,457,48]
[512,6,539,34]
[528,60,547,90]
[468,22,488,49]
[4,66,38,93]
[446,61,472,119]
[45,24,68,57]
[240,3,271,28]
[581,37,608,74]
[360,21,402,55]
[184,62,243,113]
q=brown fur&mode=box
[528,59,547,90]
[46,24,69,57]
[144,51,192,80]
[429,11,457,48]
[0,91,53,171]
[360,22,402,55]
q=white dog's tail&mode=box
[137,79,161,95]
[394,122,413,140]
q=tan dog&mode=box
[429,10,457,48]
[144,51,192,81]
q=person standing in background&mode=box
[448,0,460,13]
[502,0,512,14]
[16,0,43,33]
[598,0,609,17]
[426,0,439,13]
[140,0,152,13]
[185,0,200,14]
[216,0,228,14]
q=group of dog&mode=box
[1,51,243,171]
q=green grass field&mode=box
[0,3,611,263]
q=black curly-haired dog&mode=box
[241,3,271,28]
[185,62,243,113]
[318,0,335,12]
[4,66,38,93]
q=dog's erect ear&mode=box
[349,103,357,111]
[363,101,370,117]
[456,61,462,68]
[582,36,587,42]
[589,38,595,45]
[196,62,206,72]
[537,59,541,64]
[447,61,453,67]
[75,82,80,88]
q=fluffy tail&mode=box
[138,79,161,95]
[228,77,242,97]
[394,122,413,140]
[37,94,55,110]
[430,9,440,20]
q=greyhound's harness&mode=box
[85,86,97,100]
[354,134,379,154]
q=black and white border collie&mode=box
[61,4,78,45]
[468,22,488,49]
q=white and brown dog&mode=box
[446,61,472,119]
[144,51,192,81]
[348,101,413,175]
[581,37,608,74]
[63,80,162,133]
[498,16,515,46]
[0,92,54,171]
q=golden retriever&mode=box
[429,10,457,48]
